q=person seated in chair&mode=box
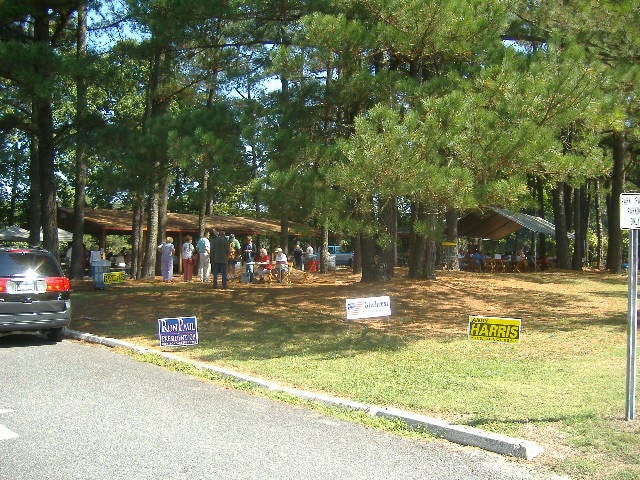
[469,246,484,272]
[273,247,288,282]
[255,248,273,283]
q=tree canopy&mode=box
[0,0,636,278]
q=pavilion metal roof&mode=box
[458,207,574,240]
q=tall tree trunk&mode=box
[445,208,459,270]
[563,183,573,233]
[572,185,585,270]
[280,215,289,254]
[607,132,625,273]
[158,170,169,240]
[34,10,58,258]
[71,1,88,279]
[535,177,546,258]
[131,193,144,279]
[552,183,570,269]
[320,216,329,274]
[207,194,214,216]
[408,202,440,279]
[198,169,209,237]
[141,45,169,278]
[360,237,393,282]
[408,202,426,279]
[360,235,378,283]
[595,179,604,269]
[156,169,169,273]
[28,125,41,246]
[423,214,437,280]
[393,208,398,267]
[143,190,160,278]
[381,198,396,279]
[424,243,437,279]
[359,198,393,283]
[352,233,362,274]
[581,185,590,265]
[8,150,20,225]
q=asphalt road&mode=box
[0,336,558,480]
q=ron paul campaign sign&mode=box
[158,316,198,347]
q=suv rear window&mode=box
[0,251,62,277]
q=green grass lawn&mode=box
[71,270,639,479]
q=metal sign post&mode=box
[620,193,639,420]
[626,229,638,420]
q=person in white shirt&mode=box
[274,247,288,282]
[89,244,104,277]
[304,243,314,271]
[196,231,211,282]
[182,235,195,281]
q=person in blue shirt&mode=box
[469,246,484,272]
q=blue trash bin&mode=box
[92,260,112,289]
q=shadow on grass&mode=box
[462,412,599,428]
[199,325,407,362]
[504,270,627,286]
[71,280,409,361]
[70,269,629,361]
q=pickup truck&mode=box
[328,245,354,266]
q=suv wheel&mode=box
[45,327,65,342]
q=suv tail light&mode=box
[0,277,70,293]
[46,277,71,292]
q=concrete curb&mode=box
[65,328,544,460]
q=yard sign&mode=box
[468,316,520,343]
[103,271,126,285]
[621,193,639,421]
[346,296,391,321]
[158,316,199,347]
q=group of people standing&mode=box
[292,241,315,270]
[158,231,308,287]
[161,230,235,288]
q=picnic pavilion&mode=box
[456,207,574,271]
[57,208,317,269]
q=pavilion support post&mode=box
[177,232,183,274]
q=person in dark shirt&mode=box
[293,242,303,270]
[242,236,257,283]
[211,230,231,288]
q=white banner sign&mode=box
[346,296,391,320]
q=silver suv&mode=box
[0,248,71,342]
